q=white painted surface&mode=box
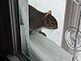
[19,0,29,54]
[28,31,72,61]
[28,0,66,46]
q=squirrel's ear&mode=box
[45,10,52,17]
[47,10,52,14]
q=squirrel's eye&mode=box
[51,22,54,25]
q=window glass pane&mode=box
[28,0,72,61]
[29,0,66,46]
[18,0,79,61]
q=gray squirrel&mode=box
[29,5,58,36]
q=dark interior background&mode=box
[0,0,13,56]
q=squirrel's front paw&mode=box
[39,31,47,36]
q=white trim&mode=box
[18,0,29,55]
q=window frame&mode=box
[62,0,80,54]
[9,0,30,60]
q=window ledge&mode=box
[28,31,72,61]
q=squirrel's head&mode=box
[44,10,58,29]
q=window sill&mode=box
[28,31,72,61]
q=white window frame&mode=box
[62,0,80,54]
[9,0,30,61]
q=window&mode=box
[18,0,72,61]
[8,0,81,61]
[8,0,30,61]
